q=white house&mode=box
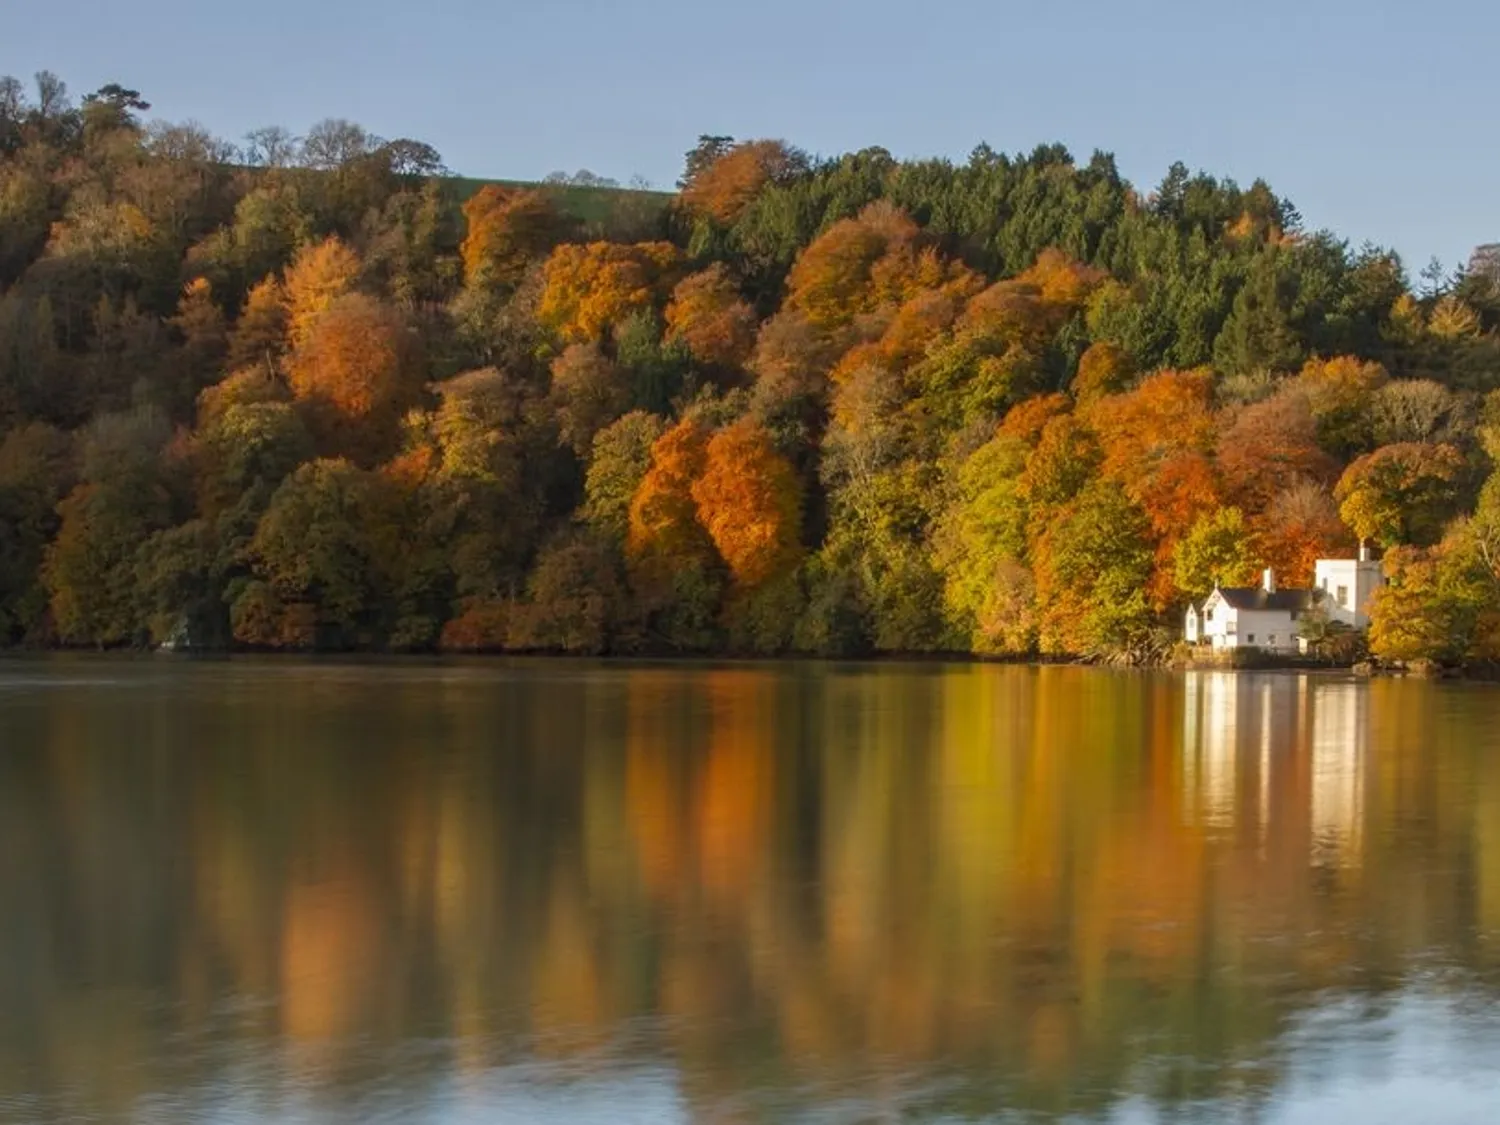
[1313,547,1384,630]
[1185,569,1317,653]
[1184,547,1385,653]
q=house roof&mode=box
[1212,586,1321,613]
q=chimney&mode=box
[1358,540,1372,563]
[1262,568,1276,594]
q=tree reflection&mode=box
[1,661,1499,1122]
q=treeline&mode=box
[3,72,1500,660]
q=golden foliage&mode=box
[1072,340,1131,402]
[537,241,682,343]
[785,202,921,331]
[282,236,360,350]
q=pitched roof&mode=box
[1213,586,1321,613]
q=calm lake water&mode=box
[2,659,1499,1124]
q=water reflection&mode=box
[2,660,1500,1123]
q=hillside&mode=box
[3,75,1500,664]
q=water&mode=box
[2,658,1499,1123]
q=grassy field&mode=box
[445,176,675,229]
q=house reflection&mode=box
[1181,672,1368,865]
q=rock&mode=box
[1352,661,1375,677]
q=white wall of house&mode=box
[1314,558,1384,629]
[1225,608,1302,652]
[1193,594,1301,652]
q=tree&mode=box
[1216,387,1336,511]
[506,530,626,654]
[0,422,72,642]
[583,411,666,541]
[550,341,629,456]
[1257,480,1349,587]
[1293,355,1388,457]
[677,134,735,190]
[281,236,360,349]
[665,265,757,369]
[537,241,682,343]
[626,419,724,649]
[460,186,570,291]
[933,433,1032,653]
[691,419,804,589]
[43,409,172,646]
[1173,508,1260,603]
[1335,442,1465,548]
[680,139,805,224]
[285,293,423,461]
[1032,483,1156,660]
[244,459,388,647]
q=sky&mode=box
[5,0,1497,273]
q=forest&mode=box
[3,73,1500,663]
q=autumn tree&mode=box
[1032,483,1156,659]
[282,236,360,349]
[1257,480,1349,587]
[691,419,804,589]
[1334,442,1465,548]
[1173,508,1261,603]
[537,241,682,343]
[460,185,570,291]
[239,459,391,648]
[665,265,757,369]
[626,419,723,648]
[680,139,805,224]
[933,432,1034,653]
[550,341,629,456]
[227,275,288,373]
[1215,387,1336,511]
[285,293,423,461]
[1293,354,1388,457]
[583,411,666,541]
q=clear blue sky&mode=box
[6,0,1496,273]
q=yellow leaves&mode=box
[1092,368,1217,479]
[999,393,1071,446]
[1429,295,1482,341]
[537,241,683,343]
[1294,354,1389,415]
[282,236,360,350]
[1072,341,1131,402]
[1016,248,1107,310]
[665,264,757,368]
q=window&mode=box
[1322,577,1329,590]
[1248,633,1257,644]
[1227,623,1237,636]
[1269,634,1277,645]
[1337,585,1349,607]
[1205,608,1214,623]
